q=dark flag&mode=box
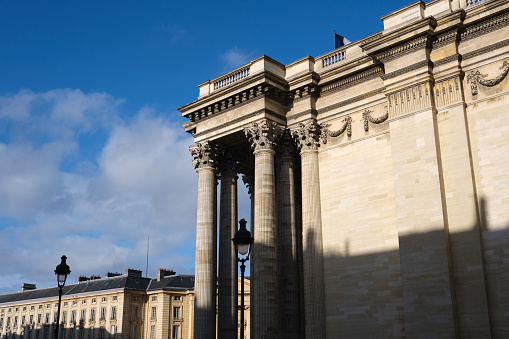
[335,33,351,49]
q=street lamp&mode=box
[232,219,253,339]
[54,255,71,339]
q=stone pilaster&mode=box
[293,120,326,339]
[244,119,284,338]
[218,152,238,339]
[275,129,302,338]
[190,141,218,339]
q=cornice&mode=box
[287,109,318,121]
[381,60,432,80]
[374,35,431,62]
[460,10,509,41]
[434,53,461,67]
[320,66,384,95]
[433,28,458,49]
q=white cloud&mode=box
[0,89,198,294]
[220,47,255,70]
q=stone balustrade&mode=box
[213,66,250,91]
[320,48,347,69]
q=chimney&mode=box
[89,275,101,281]
[157,268,176,281]
[78,276,90,283]
[125,268,142,277]
[21,283,36,291]
[105,272,122,278]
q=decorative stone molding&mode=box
[462,38,509,60]
[387,81,432,118]
[375,35,429,62]
[321,116,353,138]
[321,66,383,94]
[433,29,458,49]
[244,119,285,152]
[434,54,461,67]
[288,108,318,121]
[460,11,509,41]
[467,60,509,95]
[293,120,326,152]
[363,109,388,131]
[434,75,462,107]
[190,141,219,170]
[381,60,432,81]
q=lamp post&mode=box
[54,255,71,339]
[232,219,253,339]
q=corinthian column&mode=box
[276,130,302,338]
[190,141,218,339]
[218,152,238,339]
[244,119,284,339]
[293,120,326,339]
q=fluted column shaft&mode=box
[294,121,326,338]
[276,133,301,338]
[245,120,284,339]
[218,157,238,339]
[242,174,256,339]
[191,142,218,339]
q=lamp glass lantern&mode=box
[232,219,253,259]
[54,255,71,288]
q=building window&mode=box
[38,305,42,310]
[102,297,107,303]
[71,310,76,323]
[172,325,180,339]
[110,325,115,338]
[150,325,155,339]
[133,307,138,320]
[37,314,41,324]
[0,317,3,327]
[90,309,95,322]
[151,296,157,302]
[151,307,156,320]
[92,298,96,304]
[22,315,25,325]
[73,301,77,306]
[64,302,68,307]
[173,307,181,320]
[111,307,116,320]
[100,308,106,321]
[29,315,33,324]
[16,307,19,312]
[62,312,67,324]
[81,309,86,322]
[31,306,35,310]
[112,296,117,301]
[47,304,51,309]
[54,312,58,323]
[6,317,10,327]
[90,327,94,339]
[132,296,139,302]
[45,313,49,324]
[82,300,86,305]
[173,296,181,301]
[14,316,18,328]
[23,307,26,311]
[132,325,138,339]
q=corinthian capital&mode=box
[190,141,219,170]
[244,119,285,152]
[292,120,325,152]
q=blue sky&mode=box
[0,0,409,294]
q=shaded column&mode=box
[244,119,284,338]
[218,152,238,339]
[242,174,255,339]
[190,141,218,339]
[293,120,326,339]
[275,130,301,338]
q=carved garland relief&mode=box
[467,60,509,96]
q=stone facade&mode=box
[179,0,509,337]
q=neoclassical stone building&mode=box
[179,0,509,337]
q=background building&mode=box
[179,0,509,337]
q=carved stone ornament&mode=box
[293,120,325,152]
[321,116,352,139]
[189,141,218,170]
[242,174,254,196]
[467,60,509,95]
[363,109,388,132]
[244,119,285,152]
